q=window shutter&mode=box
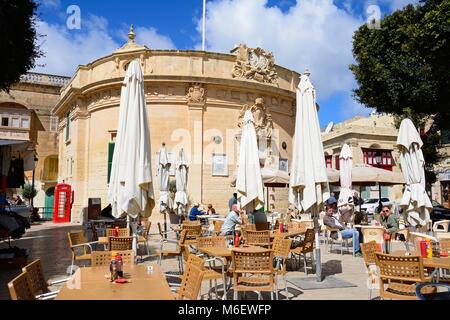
[107,142,115,183]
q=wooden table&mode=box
[55,264,174,300]
[198,245,272,259]
[270,230,305,239]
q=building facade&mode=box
[322,113,404,202]
[432,140,450,208]
[0,73,70,213]
[52,31,300,222]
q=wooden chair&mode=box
[241,224,256,243]
[290,228,315,274]
[176,262,205,300]
[197,236,227,248]
[22,259,69,300]
[108,236,133,251]
[375,253,432,300]
[137,220,152,255]
[8,272,36,300]
[67,231,99,275]
[158,222,177,239]
[157,230,188,275]
[231,248,277,300]
[272,237,292,299]
[91,250,136,266]
[106,227,130,237]
[360,241,381,300]
[213,220,224,236]
[183,220,201,226]
[183,224,203,245]
[245,230,271,247]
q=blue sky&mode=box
[35,0,419,126]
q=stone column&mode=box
[187,103,205,204]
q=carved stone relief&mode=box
[186,83,206,104]
[237,98,274,138]
[232,44,278,84]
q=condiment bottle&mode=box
[420,239,427,258]
[234,231,240,248]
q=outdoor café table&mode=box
[55,264,174,300]
[270,230,305,239]
[390,250,450,283]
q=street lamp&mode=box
[375,151,383,214]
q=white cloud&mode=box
[199,0,363,100]
[39,0,60,9]
[135,27,176,50]
[34,16,176,76]
[34,15,119,76]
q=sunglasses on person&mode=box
[382,209,390,213]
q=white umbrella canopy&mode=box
[289,71,329,282]
[174,148,189,216]
[338,144,354,210]
[157,145,171,213]
[289,72,330,212]
[236,110,265,211]
[397,119,432,228]
[108,59,155,220]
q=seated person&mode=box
[188,203,205,221]
[221,204,243,236]
[206,204,216,215]
[323,205,361,256]
[380,205,399,240]
[15,195,24,206]
[253,207,269,231]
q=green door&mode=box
[44,187,55,220]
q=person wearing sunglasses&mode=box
[380,206,399,252]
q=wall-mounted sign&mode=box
[212,154,228,177]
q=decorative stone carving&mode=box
[238,98,274,138]
[232,44,278,84]
[186,83,206,104]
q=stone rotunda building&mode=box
[53,27,301,222]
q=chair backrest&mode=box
[186,254,205,270]
[246,230,271,246]
[375,253,425,282]
[299,228,315,253]
[360,241,380,267]
[91,250,135,267]
[22,259,49,294]
[8,272,36,300]
[183,224,203,239]
[213,220,224,234]
[68,231,88,247]
[157,222,164,238]
[361,227,385,251]
[300,221,314,231]
[106,228,130,237]
[108,236,133,251]
[440,239,450,254]
[433,220,450,233]
[232,248,274,273]
[241,224,256,241]
[176,263,204,300]
[183,220,201,226]
[197,236,226,249]
[272,237,292,259]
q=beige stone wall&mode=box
[0,77,68,208]
[322,114,404,202]
[53,46,300,222]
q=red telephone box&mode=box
[53,183,72,223]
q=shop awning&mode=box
[0,140,29,147]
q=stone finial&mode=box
[128,24,136,43]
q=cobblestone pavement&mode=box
[1,220,407,300]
